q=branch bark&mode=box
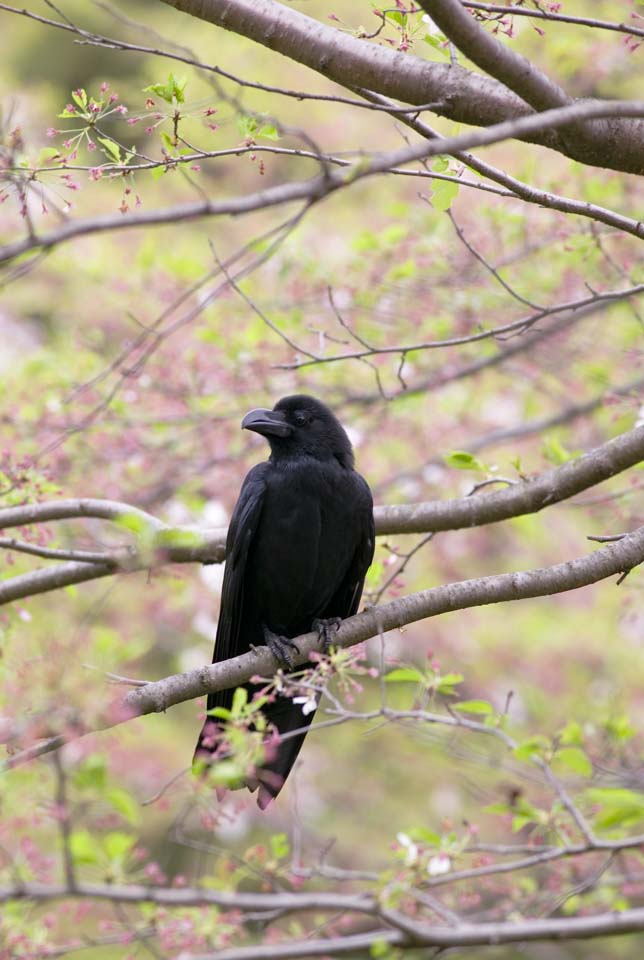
[3,98,644,266]
[419,0,571,113]
[159,0,644,174]
[2,881,644,950]
[4,526,640,768]
[1,425,642,605]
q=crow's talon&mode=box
[263,626,299,670]
[313,617,342,653]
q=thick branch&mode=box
[118,525,644,719]
[419,0,570,113]
[1,426,642,606]
[2,527,642,769]
[374,423,644,534]
[2,881,644,949]
[160,0,644,174]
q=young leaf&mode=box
[435,672,464,694]
[97,137,122,164]
[555,747,593,778]
[431,179,459,211]
[384,666,424,683]
[453,699,494,715]
[444,450,486,472]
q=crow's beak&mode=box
[241,408,292,439]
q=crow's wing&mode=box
[321,472,375,620]
[197,463,268,748]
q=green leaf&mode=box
[231,686,248,715]
[71,88,88,110]
[103,831,136,862]
[423,34,450,57]
[586,788,644,830]
[106,787,140,825]
[555,747,593,778]
[435,672,464,694]
[70,830,99,865]
[604,715,635,741]
[206,760,246,788]
[270,833,290,859]
[453,699,493,715]
[444,450,486,472]
[258,123,280,141]
[144,73,187,104]
[97,137,122,164]
[542,436,575,465]
[431,179,459,211]
[207,706,231,720]
[237,115,259,139]
[513,735,551,762]
[385,10,406,27]
[559,720,583,746]
[384,667,424,684]
[407,826,441,846]
[37,147,60,165]
[73,754,107,791]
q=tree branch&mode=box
[460,3,644,41]
[159,0,644,174]
[4,525,641,768]
[119,525,644,716]
[3,98,644,266]
[1,426,642,605]
[419,0,571,113]
[2,881,644,950]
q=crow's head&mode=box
[241,395,354,468]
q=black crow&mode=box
[194,395,374,808]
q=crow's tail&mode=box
[193,686,316,808]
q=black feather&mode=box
[194,395,374,807]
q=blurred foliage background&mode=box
[0,1,643,957]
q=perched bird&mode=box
[194,395,374,808]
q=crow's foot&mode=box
[263,626,299,670]
[313,617,342,653]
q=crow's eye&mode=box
[293,411,310,426]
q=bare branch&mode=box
[3,98,644,266]
[358,89,644,241]
[277,284,644,371]
[460,3,644,41]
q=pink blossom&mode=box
[46,127,59,138]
